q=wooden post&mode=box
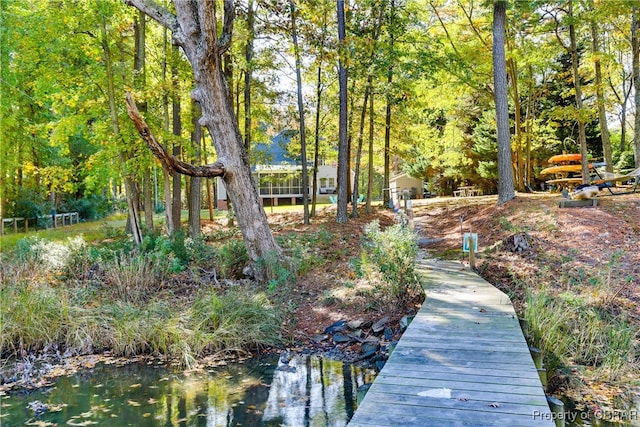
[25,218,29,233]
[13,218,17,233]
[468,234,476,269]
[546,396,566,427]
[1,218,3,235]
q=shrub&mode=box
[217,239,249,279]
[361,220,422,307]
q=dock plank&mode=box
[348,258,554,427]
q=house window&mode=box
[328,178,335,188]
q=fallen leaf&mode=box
[127,400,141,407]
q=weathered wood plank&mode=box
[361,390,550,417]
[377,360,538,378]
[348,258,554,426]
[367,382,549,407]
[352,400,547,427]
[379,364,543,387]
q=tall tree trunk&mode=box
[591,20,613,173]
[336,0,349,223]
[633,6,640,167]
[202,135,215,220]
[506,50,524,191]
[366,87,374,214]
[569,0,590,183]
[352,84,370,218]
[134,11,154,232]
[171,45,182,232]
[525,64,535,188]
[127,0,282,280]
[290,0,310,225]
[353,1,384,217]
[188,102,202,237]
[101,17,142,245]
[492,1,515,204]
[311,7,328,218]
[244,0,254,153]
[383,0,396,208]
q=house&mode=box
[389,172,425,202]
[216,132,347,209]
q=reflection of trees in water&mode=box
[262,356,372,426]
[2,356,374,426]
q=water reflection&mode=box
[0,355,376,426]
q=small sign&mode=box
[463,233,478,252]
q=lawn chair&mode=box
[593,166,640,195]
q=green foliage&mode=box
[190,287,282,354]
[0,282,68,354]
[217,239,250,279]
[525,288,637,380]
[60,194,114,221]
[360,220,422,307]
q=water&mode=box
[0,355,376,426]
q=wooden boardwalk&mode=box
[349,258,554,427]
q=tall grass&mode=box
[190,287,282,355]
[525,288,637,381]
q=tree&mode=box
[290,0,310,225]
[336,0,349,223]
[492,1,515,204]
[126,0,281,280]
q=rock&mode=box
[384,327,394,341]
[324,320,347,334]
[400,316,413,332]
[361,342,379,355]
[347,319,365,330]
[332,332,352,344]
[311,334,329,343]
[371,316,390,334]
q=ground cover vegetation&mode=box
[0,207,423,391]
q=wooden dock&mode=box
[349,258,554,427]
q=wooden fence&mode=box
[0,212,79,235]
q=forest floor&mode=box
[275,191,640,415]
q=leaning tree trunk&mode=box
[126,0,281,280]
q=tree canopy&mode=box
[2,0,638,234]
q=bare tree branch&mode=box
[125,0,178,32]
[125,92,225,178]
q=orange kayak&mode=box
[540,164,593,175]
[548,153,583,163]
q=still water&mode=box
[0,355,376,426]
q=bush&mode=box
[217,239,249,279]
[360,220,422,307]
